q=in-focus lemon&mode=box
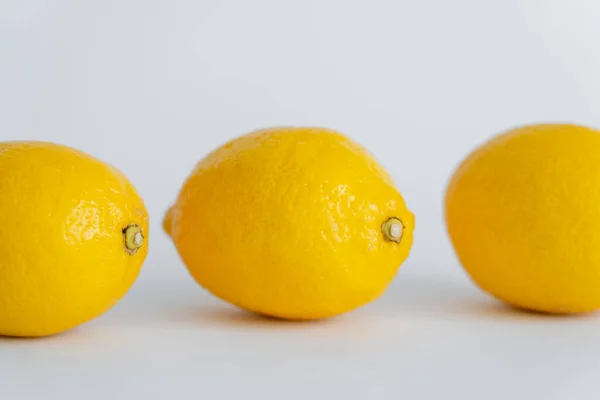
[0,142,149,337]
[446,124,600,314]
[165,127,414,320]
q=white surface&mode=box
[4,269,600,400]
[2,0,600,398]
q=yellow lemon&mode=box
[0,142,149,337]
[446,124,600,314]
[165,127,414,320]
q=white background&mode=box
[2,0,600,399]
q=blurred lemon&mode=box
[0,142,148,337]
[165,127,414,319]
[446,124,600,313]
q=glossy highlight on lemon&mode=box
[0,142,149,337]
[446,124,600,314]
[165,127,414,320]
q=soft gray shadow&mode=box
[11,270,596,339]
[171,304,344,331]
[161,272,600,330]
[0,327,88,343]
[374,272,600,322]
[161,272,564,330]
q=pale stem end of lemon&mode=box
[382,217,404,243]
[124,224,144,254]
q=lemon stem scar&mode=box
[123,224,144,254]
[382,217,404,243]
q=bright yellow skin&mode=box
[446,124,600,314]
[0,142,149,337]
[165,127,414,320]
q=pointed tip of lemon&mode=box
[163,205,175,237]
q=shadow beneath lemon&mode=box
[0,326,127,351]
[499,303,600,320]
[164,279,517,329]
[5,269,597,341]
[173,305,341,331]
[358,271,600,323]
[159,271,600,330]
[167,304,411,341]
[0,326,94,342]
[0,333,61,342]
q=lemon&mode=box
[0,142,149,337]
[446,124,600,314]
[164,127,414,320]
